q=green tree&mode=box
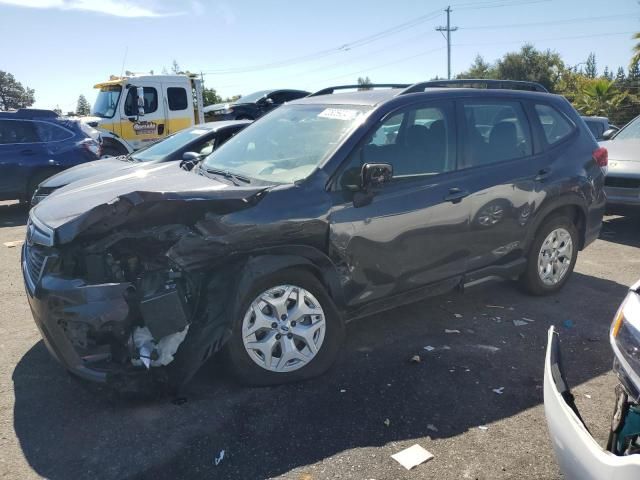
[602,66,612,81]
[203,87,223,105]
[493,44,564,92]
[615,66,626,83]
[76,95,91,116]
[0,71,35,110]
[457,54,494,79]
[357,76,372,90]
[585,53,597,78]
[574,79,626,118]
[631,32,640,68]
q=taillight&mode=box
[80,139,101,157]
[593,147,608,168]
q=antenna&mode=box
[119,45,129,78]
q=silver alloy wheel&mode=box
[538,227,573,286]
[242,284,326,373]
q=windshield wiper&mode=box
[204,167,251,185]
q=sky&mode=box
[1,0,639,112]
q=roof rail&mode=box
[4,108,60,119]
[401,79,548,94]
[309,84,411,97]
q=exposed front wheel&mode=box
[224,269,344,386]
[520,215,578,295]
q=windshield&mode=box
[234,90,272,104]
[93,86,121,118]
[132,127,213,162]
[202,104,369,183]
[614,115,640,141]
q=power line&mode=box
[459,13,636,30]
[453,30,637,47]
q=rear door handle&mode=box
[444,187,470,203]
[535,168,552,181]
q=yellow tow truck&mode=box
[86,73,205,156]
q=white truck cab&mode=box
[88,73,204,156]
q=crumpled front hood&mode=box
[32,162,268,244]
[40,158,135,189]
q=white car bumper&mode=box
[544,327,640,479]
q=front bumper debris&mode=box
[544,327,640,480]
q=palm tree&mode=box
[575,79,626,118]
[632,32,640,68]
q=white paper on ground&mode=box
[391,444,434,470]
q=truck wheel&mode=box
[520,215,578,295]
[224,268,344,386]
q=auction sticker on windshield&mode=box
[318,108,361,121]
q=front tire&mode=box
[224,268,344,386]
[520,215,578,295]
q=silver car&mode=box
[600,116,640,213]
[544,279,640,479]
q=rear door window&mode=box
[0,120,39,144]
[535,104,574,145]
[167,87,188,111]
[462,100,533,167]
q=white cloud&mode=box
[0,0,185,17]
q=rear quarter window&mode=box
[34,121,73,142]
[535,104,574,145]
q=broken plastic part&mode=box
[132,325,190,368]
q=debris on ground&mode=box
[512,320,528,327]
[584,394,592,399]
[473,344,500,353]
[384,418,391,427]
[214,450,225,466]
[444,329,461,334]
[486,305,505,309]
[391,444,434,470]
[454,313,463,318]
[522,317,535,322]
[3,240,23,248]
[442,345,451,350]
[492,387,505,395]
[563,319,575,329]
[339,389,347,393]
[427,424,439,432]
[423,345,435,352]
[409,355,421,364]
[478,425,489,431]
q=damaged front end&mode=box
[24,220,207,392]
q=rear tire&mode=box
[520,215,578,295]
[223,268,344,386]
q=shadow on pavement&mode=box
[0,201,28,228]
[13,265,628,479]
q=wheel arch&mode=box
[528,194,588,251]
[101,135,132,155]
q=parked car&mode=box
[31,120,250,205]
[600,114,640,214]
[544,280,640,479]
[582,115,618,141]
[22,81,606,393]
[0,109,101,203]
[203,89,310,121]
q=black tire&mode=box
[520,215,579,295]
[223,268,344,386]
[101,144,128,158]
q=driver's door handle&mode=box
[444,187,470,203]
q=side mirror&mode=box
[180,151,201,171]
[602,128,617,140]
[361,163,393,189]
[136,86,145,117]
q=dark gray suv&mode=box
[22,80,607,393]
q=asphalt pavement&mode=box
[1,200,639,480]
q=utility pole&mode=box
[436,6,458,79]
